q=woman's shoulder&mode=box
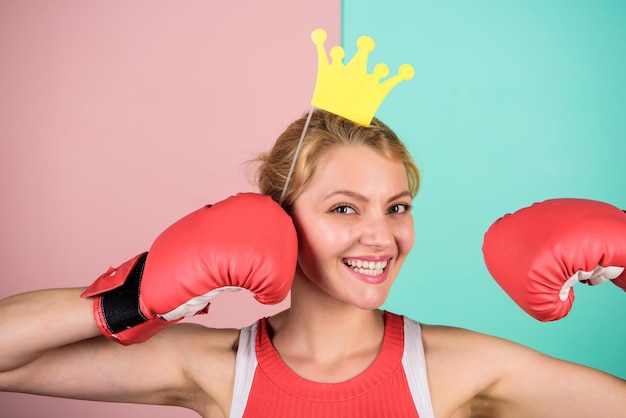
[415,319,532,368]
[418,321,534,357]
[406,320,533,416]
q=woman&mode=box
[0,109,624,417]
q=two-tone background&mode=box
[1,1,624,416]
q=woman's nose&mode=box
[359,214,394,248]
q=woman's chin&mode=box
[351,291,390,311]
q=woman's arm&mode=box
[0,288,97,372]
[424,325,626,418]
[484,338,626,418]
[0,287,237,413]
[0,194,296,414]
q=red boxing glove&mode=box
[482,198,626,321]
[82,193,298,344]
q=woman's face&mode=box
[291,144,415,310]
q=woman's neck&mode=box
[267,274,386,382]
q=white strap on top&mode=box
[402,317,435,418]
[229,322,258,418]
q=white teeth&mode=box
[344,258,388,276]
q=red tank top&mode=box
[240,311,420,417]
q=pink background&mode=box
[0,1,340,416]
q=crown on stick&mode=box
[310,28,414,126]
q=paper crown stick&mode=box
[310,28,415,126]
[278,29,414,205]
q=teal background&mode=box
[343,1,626,377]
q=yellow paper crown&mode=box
[310,28,415,126]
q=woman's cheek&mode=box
[397,220,415,255]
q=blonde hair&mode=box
[256,109,420,212]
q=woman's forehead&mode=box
[305,145,409,195]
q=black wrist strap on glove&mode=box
[97,252,148,334]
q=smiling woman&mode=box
[1,105,625,418]
[255,109,419,311]
[1,11,625,413]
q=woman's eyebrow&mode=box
[323,190,412,203]
[324,190,368,202]
[387,191,413,203]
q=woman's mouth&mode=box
[342,258,389,277]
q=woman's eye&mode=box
[332,205,356,215]
[388,204,411,214]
